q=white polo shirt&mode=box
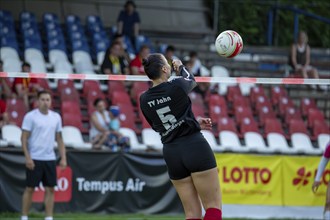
[22,109,62,161]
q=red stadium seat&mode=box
[57,79,75,92]
[312,120,330,137]
[278,96,295,116]
[234,105,253,125]
[255,95,273,114]
[264,118,285,136]
[227,85,242,103]
[250,86,266,104]
[283,107,302,126]
[209,105,228,123]
[288,119,309,136]
[300,98,317,117]
[61,101,82,117]
[257,105,276,126]
[271,86,288,106]
[192,104,206,119]
[240,117,259,135]
[60,87,80,103]
[130,82,150,103]
[111,91,132,106]
[307,108,325,128]
[217,117,238,134]
[6,98,28,127]
[117,103,141,132]
[36,79,52,94]
[208,94,226,108]
[189,91,204,106]
[232,95,250,109]
[82,80,103,97]
[108,81,126,97]
[62,113,85,132]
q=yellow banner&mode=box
[215,154,330,206]
[282,156,329,206]
[216,154,282,205]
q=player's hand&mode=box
[59,158,67,170]
[172,60,183,73]
[312,181,321,193]
[26,158,35,170]
[198,118,212,130]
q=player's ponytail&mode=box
[142,53,164,80]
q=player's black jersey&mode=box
[140,65,201,144]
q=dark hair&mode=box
[22,62,31,68]
[142,53,166,80]
[0,60,3,66]
[139,45,149,53]
[37,90,51,98]
[93,98,104,107]
[124,0,136,9]
[189,51,197,58]
[166,45,175,53]
[113,33,123,40]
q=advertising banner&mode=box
[0,149,182,214]
[282,156,329,206]
[216,154,282,205]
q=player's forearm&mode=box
[21,140,31,160]
[315,156,329,181]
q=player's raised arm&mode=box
[172,59,197,94]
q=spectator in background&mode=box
[130,45,150,75]
[0,60,12,99]
[164,45,179,66]
[189,51,202,76]
[289,31,319,79]
[108,106,130,152]
[101,42,129,75]
[12,62,41,109]
[112,34,131,64]
[0,112,15,129]
[117,0,140,50]
[89,98,111,150]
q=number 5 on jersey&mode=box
[156,106,177,130]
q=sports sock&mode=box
[45,217,53,220]
[21,216,28,220]
[204,208,222,220]
[325,211,330,220]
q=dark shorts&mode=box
[26,160,57,188]
[163,132,217,180]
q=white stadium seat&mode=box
[0,47,20,61]
[291,133,322,155]
[210,65,236,95]
[3,59,21,72]
[141,128,162,151]
[244,132,272,153]
[54,60,73,73]
[97,51,105,66]
[119,127,147,151]
[317,134,330,151]
[62,126,92,149]
[25,48,45,63]
[219,131,247,152]
[1,124,22,147]
[49,49,69,64]
[201,130,221,151]
[73,51,94,74]
[267,133,293,154]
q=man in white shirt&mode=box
[21,90,67,220]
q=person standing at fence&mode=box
[21,90,67,220]
[140,54,222,220]
[312,142,330,220]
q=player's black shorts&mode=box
[26,160,57,187]
[163,132,217,180]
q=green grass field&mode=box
[0,213,310,220]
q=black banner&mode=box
[0,149,183,214]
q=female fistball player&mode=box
[313,142,330,220]
[139,53,222,220]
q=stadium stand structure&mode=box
[0,8,329,154]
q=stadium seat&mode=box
[264,118,285,136]
[291,133,322,155]
[283,107,302,126]
[210,65,235,95]
[307,108,325,128]
[82,80,103,97]
[312,120,330,138]
[72,51,94,74]
[255,95,273,113]
[244,132,272,153]
[257,106,276,127]
[239,83,255,96]
[192,104,206,119]
[201,130,221,151]
[3,59,21,72]
[60,87,80,103]
[141,128,162,151]
[208,94,226,107]
[130,82,150,102]
[0,47,20,61]
[288,119,309,136]
[227,85,242,103]
[62,126,92,149]
[48,49,69,65]
[189,91,204,106]
[6,98,28,127]
[209,105,228,123]
[57,79,75,91]
[300,98,317,117]
[61,101,82,117]
[111,91,132,106]
[62,113,85,132]
[318,134,330,151]
[1,124,22,147]
[234,106,254,126]
[217,117,238,134]
[240,117,259,135]
[135,35,155,52]
[267,133,293,154]
[219,130,247,152]
[119,127,147,151]
[54,60,73,73]
[250,85,266,104]
[117,103,139,132]
[108,81,126,97]
[278,97,295,116]
[271,86,288,106]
